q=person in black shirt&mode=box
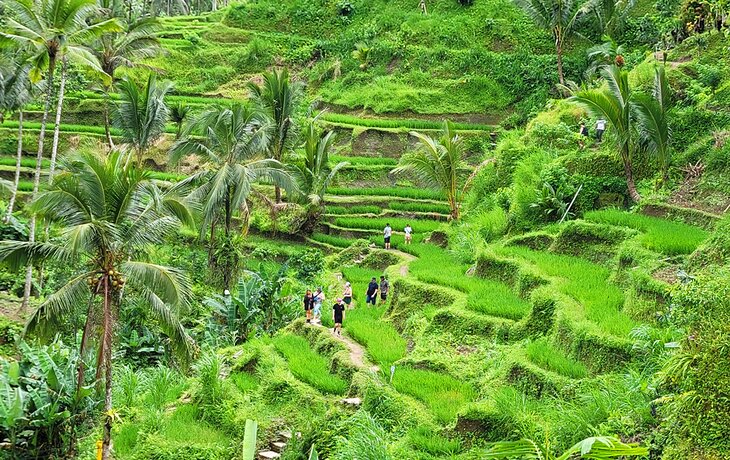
[333,298,346,336]
[366,277,378,306]
[303,289,314,323]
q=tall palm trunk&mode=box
[48,58,67,184]
[555,37,565,86]
[21,59,56,311]
[101,276,115,460]
[104,98,115,148]
[5,111,24,222]
[622,152,641,202]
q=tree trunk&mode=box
[101,276,114,460]
[622,153,641,202]
[5,111,24,221]
[48,58,67,185]
[274,185,282,203]
[104,91,115,149]
[555,39,565,86]
[21,58,57,312]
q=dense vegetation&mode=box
[1,0,730,458]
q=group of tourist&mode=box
[578,118,607,149]
[383,222,413,249]
[303,276,390,336]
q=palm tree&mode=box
[484,435,647,459]
[0,0,120,310]
[634,66,672,187]
[169,101,190,139]
[91,16,162,147]
[114,73,172,168]
[248,69,303,203]
[293,122,349,232]
[170,104,295,289]
[0,58,32,221]
[570,65,640,201]
[0,150,195,460]
[512,0,591,85]
[393,122,486,220]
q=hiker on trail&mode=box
[404,223,413,244]
[595,118,606,142]
[366,277,379,306]
[304,289,314,323]
[379,275,390,305]
[578,122,589,149]
[343,282,353,309]
[419,0,427,14]
[313,287,325,323]
[383,223,392,249]
[333,298,346,336]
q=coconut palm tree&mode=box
[512,0,591,85]
[570,64,640,201]
[634,66,672,187]
[393,122,486,220]
[169,101,190,139]
[248,69,303,203]
[91,16,162,147]
[114,73,172,168]
[293,122,348,232]
[170,104,295,289]
[0,58,32,221]
[0,0,120,310]
[483,435,647,459]
[0,150,195,460]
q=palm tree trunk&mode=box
[556,39,565,86]
[104,90,115,149]
[5,111,24,222]
[622,151,641,202]
[21,58,57,312]
[48,58,67,185]
[101,277,114,460]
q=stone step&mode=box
[271,441,287,453]
[341,397,362,406]
[258,451,280,460]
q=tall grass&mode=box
[330,155,398,166]
[525,338,588,379]
[409,244,530,320]
[0,156,51,168]
[584,209,708,255]
[310,233,353,248]
[409,427,462,456]
[388,201,451,214]
[391,367,476,423]
[326,205,382,215]
[327,186,446,201]
[333,217,442,233]
[499,246,634,336]
[320,112,492,131]
[272,334,348,395]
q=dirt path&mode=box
[390,249,415,277]
[311,321,379,373]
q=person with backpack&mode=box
[303,289,314,323]
[333,298,346,336]
[379,275,390,305]
[312,287,325,323]
[365,277,378,306]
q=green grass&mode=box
[333,217,442,233]
[330,155,398,166]
[2,120,179,136]
[325,205,382,215]
[0,156,51,169]
[391,367,475,423]
[327,186,446,201]
[310,233,353,248]
[525,338,588,379]
[159,405,230,444]
[409,427,462,455]
[230,372,258,393]
[320,112,492,131]
[409,244,530,320]
[272,334,348,395]
[388,201,452,214]
[584,209,709,255]
[498,246,635,336]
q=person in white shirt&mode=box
[595,118,607,142]
[404,223,413,244]
[383,223,392,249]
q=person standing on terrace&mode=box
[343,282,353,309]
[384,223,392,249]
[404,223,413,244]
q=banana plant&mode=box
[241,419,258,460]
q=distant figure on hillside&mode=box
[383,223,392,249]
[595,118,606,142]
[366,277,379,306]
[343,282,353,309]
[304,289,314,323]
[578,122,589,149]
[313,287,325,323]
[333,298,346,336]
[404,223,413,244]
[379,275,390,305]
[419,0,427,14]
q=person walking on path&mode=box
[304,289,314,323]
[313,287,325,323]
[404,223,413,244]
[578,122,589,149]
[595,118,606,143]
[343,282,353,309]
[379,276,390,305]
[366,277,379,306]
[383,223,392,249]
[333,298,346,336]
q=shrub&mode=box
[289,248,325,281]
[688,213,730,269]
[506,360,568,398]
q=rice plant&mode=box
[409,427,462,455]
[388,201,452,214]
[320,112,492,131]
[332,410,392,460]
[345,307,407,366]
[584,209,708,255]
[327,186,446,200]
[333,217,442,233]
[525,338,588,379]
[272,334,348,395]
[391,367,476,423]
[310,233,354,248]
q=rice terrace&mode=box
[0,0,729,458]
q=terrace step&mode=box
[258,451,280,460]
[271,441,287,453]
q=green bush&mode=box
[688,213,730,269]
